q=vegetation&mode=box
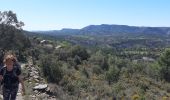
[2,10,170,99]
[33,36,170,99]
[0,11,31,64]
[159,48,170,82]
[39,54,63,83]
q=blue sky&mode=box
[0,0,170,30]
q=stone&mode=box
[34,79,40,82]
[33,84,48,90]
[33,75,39,79]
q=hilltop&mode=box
[34,24,170,36]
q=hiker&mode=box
[0,53,25,100]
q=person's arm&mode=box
[0,68,4,82]
[18,75,25,95]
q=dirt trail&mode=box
[0,84,24,100]
[16,63,26,100]
[16,84,24,100]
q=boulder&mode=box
[33,84,48,90]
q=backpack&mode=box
[0,65,20,87]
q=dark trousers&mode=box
[3,86,18,100]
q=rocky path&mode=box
[26,56,56,100]
[16,84,23,100]
[16,63,27,100]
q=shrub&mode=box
[74,55,82,65]
[92,65,102,75]
[71,45,89,60]
[159,49,170,82]
[105,65,120,84]
[39,55,63,84]
[89,51,109,70]
[55,48,71,61]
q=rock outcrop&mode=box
[26,56,56,100]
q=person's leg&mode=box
[10,87,18,100]
[2,87,10,100]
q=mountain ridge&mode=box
[31,24,170,36]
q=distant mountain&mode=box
[33,28,79,35]
[32,24,170,36]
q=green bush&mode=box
[71,45,89,60]
[39,55,63,83]
[55,48,71,61]
[89,51,109,70]
[74,55,82,65]
[105,65,120,84]
[0,23,31,51]
[92,65,102,75]
[159,48,170,82]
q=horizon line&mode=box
[25,24,170,31]
[23,24,170,31]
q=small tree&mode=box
[89,50,109,70]
[39,55,63,83]
[101,57,109,70]
[0,11,30,63]
[105,65,120,84]
[0,10,24,29]
[71,45,89,60]
[159,48,170,82]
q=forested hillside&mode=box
[29,25,170,99]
